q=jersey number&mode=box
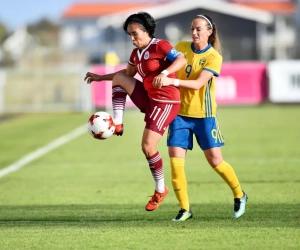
[149,106,161,121]
[185,65,192,78]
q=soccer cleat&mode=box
[233,191,248,219]
[114,124,124,136]
[172,208,193,221]
[145,186,169,211]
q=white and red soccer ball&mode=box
[87,111,115,140]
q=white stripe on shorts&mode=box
[157,104,172,131]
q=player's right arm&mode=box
[85,50,137,84]
[84,69,123,84]
[84,64,137,84]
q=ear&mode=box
[208,29,213,37]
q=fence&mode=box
[0,67,93,113]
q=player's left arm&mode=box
[175,70,214,90]
[152,41,186,87]
[162,53,222,90]
[163,49,186,75]
[160,41,187,74]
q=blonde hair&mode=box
[194,15,222,55]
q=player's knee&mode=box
[141,143,156,157]
[141,145,150,157]
[112,72,126,86]
[204,148,223,167]
[207,156,223,168]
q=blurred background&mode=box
[0,0,299,113]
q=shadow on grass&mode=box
[0,114,22,124]
[0,203,299,228]
[189,180,300,185]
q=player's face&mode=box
[127,23,151,49]
[190,18,212,48]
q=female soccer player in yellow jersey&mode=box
[154,14,248,221]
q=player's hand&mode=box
[84,72,101,84]
[152,73,167,88]
[161,77,173,87]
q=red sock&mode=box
[146,151,165,193]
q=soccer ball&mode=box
[87,111,116,140]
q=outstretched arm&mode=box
[84,64,137,84]
[84,69,125,84]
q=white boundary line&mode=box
[0,124,87,179]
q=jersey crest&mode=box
[199,57,206,66]
[144,51,150,60]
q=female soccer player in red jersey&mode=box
[84,12,186,211]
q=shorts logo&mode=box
[144,51,149,60]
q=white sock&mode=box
[112,86,126,125]
[156,178,165,193]
[113,110,124,125]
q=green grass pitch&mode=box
[0,105,299,250]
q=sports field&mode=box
[0,105,299,250]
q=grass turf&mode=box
[0,105,299,249]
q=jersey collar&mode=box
[137,38,155,60]
[191,43,211,54]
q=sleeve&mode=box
[175,42,186,59]
[128,49,136,66]
[157,40,181,62]
[203,54,223,77]
[174,42,182,53]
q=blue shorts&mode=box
[167,115,225,150]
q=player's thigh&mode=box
[167,115,194,151]
[168,146,187,158]
[193,117,225,150]
[129,79,149,113]
[113,72,136,95]
[145,100,180,136]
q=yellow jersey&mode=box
[175,42,222,118]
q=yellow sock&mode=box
[170,157,189,210]
[214,161,243,198]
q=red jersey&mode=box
[128,38,180,103]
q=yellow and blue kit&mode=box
[167,42,224,150]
